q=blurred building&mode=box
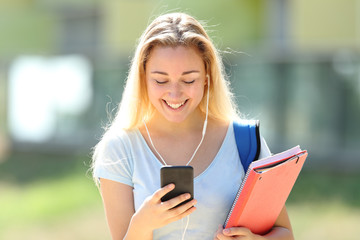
[0,0,359,171]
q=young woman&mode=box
[92,12,294,240]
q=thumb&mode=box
[223,227,250,236]
[213,225,223,239]
[223,227,231,235]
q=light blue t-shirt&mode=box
[94,122,271,239]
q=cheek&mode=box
[147,83,163,102]
[190,84,205,100]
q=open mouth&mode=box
[164,100,188,110]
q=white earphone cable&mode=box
[143,121,168,166]
[181,216,190,240]
[186,75,210,165]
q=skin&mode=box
[213,206,294,240]
[99,45,294,240]
[145,45,207,126]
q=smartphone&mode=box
[160,166,194,207]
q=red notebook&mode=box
[224,146,308,235]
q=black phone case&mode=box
[160,166,194,207]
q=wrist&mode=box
[126,213,154,239]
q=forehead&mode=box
[146,45,205,73]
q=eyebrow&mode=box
[151,70,200,75]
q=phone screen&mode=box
[160,166,194,207]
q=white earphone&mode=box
[202,75,210,135]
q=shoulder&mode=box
[101,127,139,147]
[207,118,230,133]
[94,127,141,160]
[93,128,139,186]
[204,119,230,144]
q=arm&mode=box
[214,205,294,240]
[262,205,293,240]
[99,178,138,240]
[100,178,197,240]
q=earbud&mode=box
[202,75,210,136]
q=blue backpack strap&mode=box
[233,120,261,172]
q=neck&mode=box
[143,108,208,166]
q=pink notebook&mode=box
[224,146,308,235]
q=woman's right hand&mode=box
[130,183,197,232]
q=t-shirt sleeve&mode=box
[93,132,134,187]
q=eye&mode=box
[154,79,167,85]
[184,80,195,84]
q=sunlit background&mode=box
[0,0,359,239]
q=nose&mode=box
[167,82,183,99]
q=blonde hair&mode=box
[110,12,239,131]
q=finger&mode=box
[152,183,175,203]
[169,197,197,214]
[213,225,223,240]
[216,232,232,240]
[162,192,192,209]
[222,227,250,236]
[164,199,197,223]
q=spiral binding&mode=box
[224,167,251,227]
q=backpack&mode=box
[233,120,261,172]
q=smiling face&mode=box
[145,45,207,124]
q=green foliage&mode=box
[288,171,360,208]
[0,173,100,230]
[0,152,100,235]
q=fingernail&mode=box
[223,228,230,234]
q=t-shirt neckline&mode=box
[135,122,233,181]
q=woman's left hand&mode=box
[214,225,262,240]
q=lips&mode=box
[164,100,187,109]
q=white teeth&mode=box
[165,101,185,109]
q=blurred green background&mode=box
[1,0,360,239]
